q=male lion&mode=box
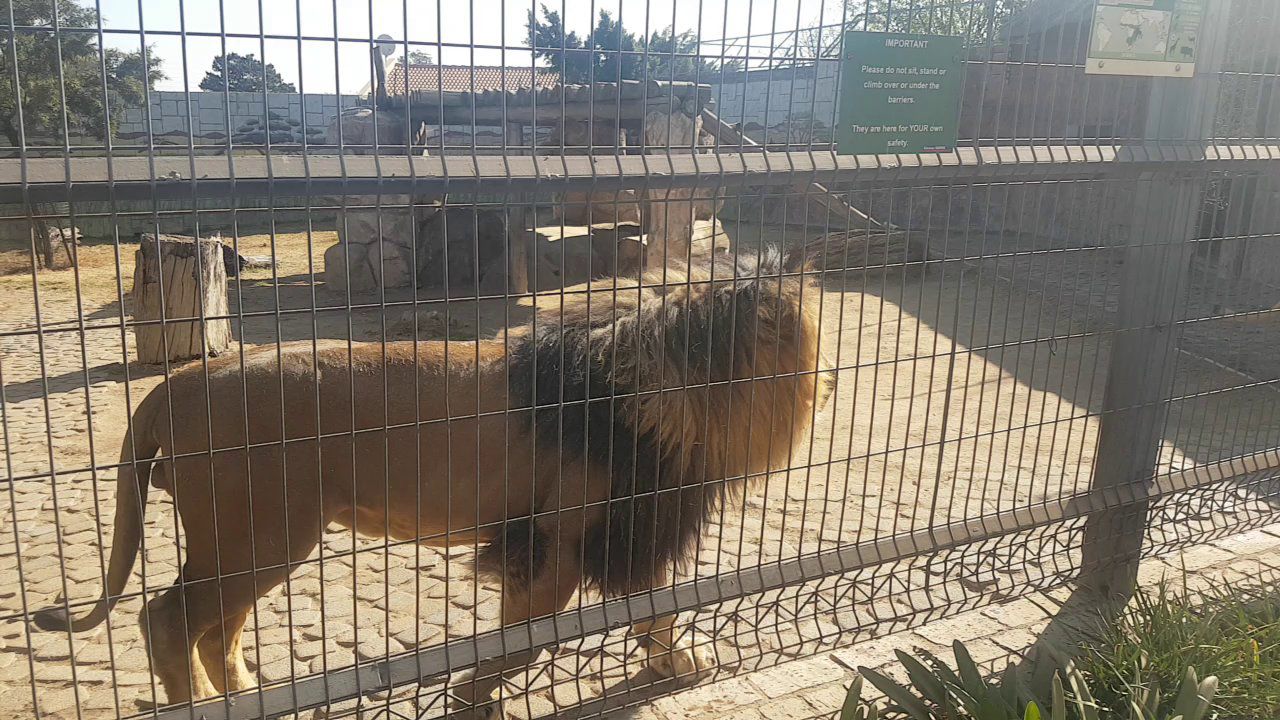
[36,247,831,718]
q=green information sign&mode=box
[837,32,966,155]
[1085,0,1204,78]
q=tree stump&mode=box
[132,234,232,364]
[643,111,703,268]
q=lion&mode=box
[35,246,832,718]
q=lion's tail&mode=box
[33,387,163,632]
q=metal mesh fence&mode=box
[1,0,1279,719]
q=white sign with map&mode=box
[1086,0,1204,77]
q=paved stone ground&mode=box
[0,227,1277,719]
[635,522,1280,720]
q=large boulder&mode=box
[415,207,513,299]
[325,107,419,152]
[324,202,418,293]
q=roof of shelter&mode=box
[384,64,562,95]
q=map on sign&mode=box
[1086,0,1204,77]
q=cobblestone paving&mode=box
[0,233,1275,719]
[640,523,1280,720]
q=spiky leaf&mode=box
[840,676,865,720]
[858,666,933,720]
[898,650,953,712]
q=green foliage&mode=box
[406,49,435,65]
[840,641,1220,720]
[0,0,165,145]
[848,0,1031,40]
[199,52,296,93]
[1077,582,1280,719]
[525,4,740,84]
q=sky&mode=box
[87,0,850,93]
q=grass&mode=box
[1076,577,1280,720]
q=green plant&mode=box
[1078,581,1280,719]
[199,53,296,93]
[525,5,742,84]
[840,640,1219,720]
[1,0,166,146]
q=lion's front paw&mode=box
[647,636,715,681]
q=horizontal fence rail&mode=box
[4,145,1280,205]
[2,0,1279,719]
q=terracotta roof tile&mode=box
[384,64,561,95]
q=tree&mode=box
[406,49,435,65]
[848,0,1030,40]
[0,0,166,146]
[526,5,739,84]
[198,53,296,93]
[643,27,730,82]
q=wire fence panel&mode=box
[1,0,1278,719]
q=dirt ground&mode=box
[1,222,1277,719]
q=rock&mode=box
[46,225,83,244]
[324,242,373,294]
[323,205,420,292]
[415,207,512,298]
[368,242,411,287]
[324,106,407,152]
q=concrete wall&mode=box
[114,91,364,143]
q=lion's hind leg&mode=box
[196,609,254,693]
[138,578,224,704]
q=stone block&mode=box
[196,110,222,130]
[746,655,839,699]
[1212,527,1280,556]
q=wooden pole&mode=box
[373,44,388,109]
[132,234,232,364]
[642,110,700,268]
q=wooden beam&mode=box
[700,109,892,231]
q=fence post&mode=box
[1079,178,1198,599]
[1080,0,1233,600]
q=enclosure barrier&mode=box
[2,1,1279,719]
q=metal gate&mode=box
[1,0,1278,718]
